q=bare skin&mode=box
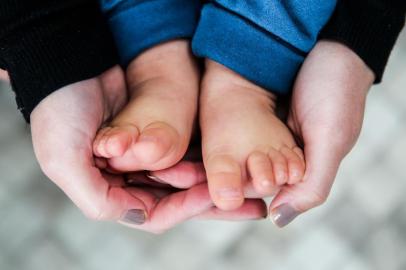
[0,69,8,81]
[30,66,266,233]
[93,40,200,172]
[200,60,305,211]
[148,41,375,227]
[92,41,305,213]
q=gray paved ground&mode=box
[1,31,406,270]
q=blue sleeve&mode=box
[192,0,337,94]
[100,0,202,66]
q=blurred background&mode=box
[1,31,405,270]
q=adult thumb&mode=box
[268,141,343,227]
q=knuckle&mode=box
[308,189,328,206]
[83,201,110,222]
[150,228,166,235]
[85,208,105,222]
[39,157,63,180]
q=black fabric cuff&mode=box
[0,0,119,122]
[321,0,406,83]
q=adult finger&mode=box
[120,184,268,233]
[0,69,9,81]
[195,198,268,221]
[269,141,342,227]
[149,161,279,198]
[45,161,149,224]
[147,161,207,188]
[29,82,148,224]
[119,183,213,233]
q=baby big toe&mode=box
[205,155,245,211]
[132,122,180,166]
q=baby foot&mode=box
[200,60,305,210]
[93,40,199,171]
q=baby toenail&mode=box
[291,171,300,178]
[277,171,287,181]
[217,188,242,201]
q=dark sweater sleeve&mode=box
[0,0,119,122]
[321,0,406,83]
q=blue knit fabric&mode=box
[213,1,337,53]
[100,0,202,66]
[192,1,336,94]
[101,0,336,93]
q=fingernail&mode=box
[270,204,299,228]
[121,209,146,225]
[145,172,166,184]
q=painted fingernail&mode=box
[270,204,299,228]
[121,209,146,225]
[145,172,166,184]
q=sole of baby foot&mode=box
[93,40,200,171]
[200,60,305,210]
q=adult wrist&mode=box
[320,0,406,83]
[320,41,375,81]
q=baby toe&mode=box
[104,126,137,157]
[268,148,289,186]
[281,146,305,184]
[247,151,275,195]
[93,127,113,158]
[205,154,244,211]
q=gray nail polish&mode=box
[121,209,146,225]
[270,204,299,228]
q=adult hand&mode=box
[0,69,8,81]
[149,41,375,227]
[268,41,375,227]
[30,66,266,233]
